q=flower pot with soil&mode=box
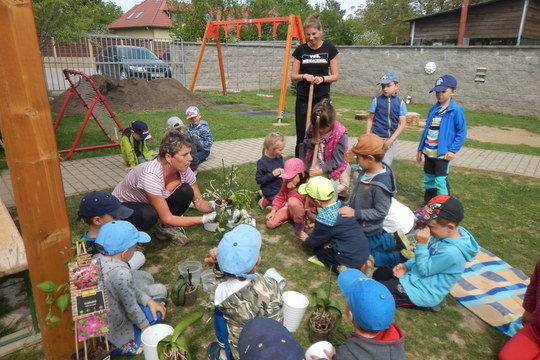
[308,283,341,343]
[157,312,203,360]
[171,271,198,307]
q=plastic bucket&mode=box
[201,269,217,293]
[178,260,202,286]
[141,324,174,360]
[305,341,333,360]
[282,291,309,332]
[264,267,286,289]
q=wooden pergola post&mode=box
[0,0,75,359]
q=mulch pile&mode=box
[50,75,212,114]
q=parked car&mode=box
[159,49,171,64]
[96,45,172,80]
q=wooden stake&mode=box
[0,0,75,358]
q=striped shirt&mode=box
[113,159,196,203]
[422,109,447,158]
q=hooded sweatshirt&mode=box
[399,226,479,307]
[333,324,406,360]
[304,201,370,268]
[348,164,397,237]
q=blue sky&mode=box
[110,0,364,17]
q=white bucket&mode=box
[141,324,174,360]
[282,291,309,332]
[264,267,286,289]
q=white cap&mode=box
[166,116,183,130]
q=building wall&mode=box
[182,43,540,119]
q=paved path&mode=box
[1,137,539,207]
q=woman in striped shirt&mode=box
[113,131,216,245]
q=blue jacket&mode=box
[304,201,370,268]
[188,120,213,151]
[372,94,405,138]
[417,98,467,156]
[399,226,479,307]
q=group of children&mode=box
[81,73,482,359]
[120,105,213,172]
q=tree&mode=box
[316,0,353,45]
[33,0,122,51]
[412,0,483,15]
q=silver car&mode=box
[96,45,172,80]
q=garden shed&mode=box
[406,0,540,45]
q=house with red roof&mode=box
[108,0,173,38]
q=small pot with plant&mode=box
[204,161,254,236]
[171,270,197,307]
[308,270,342,342]
[157,312,203,360]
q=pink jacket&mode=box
[271,182,307,210]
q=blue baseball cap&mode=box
[95,221,150,255]
[338,269,395,331]
[430,75,458,93]
[77,191,133,220]
[216,225,261,278]
[377,72,400,85]
[185,106,200,119]
[238,318,305,360]
[131,121,153,141]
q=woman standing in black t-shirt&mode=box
[291,13,339,157]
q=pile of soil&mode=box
[50,75,212,114]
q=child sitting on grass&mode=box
[339,134,413,269]
[321,268,406,360]
[120,120,154,171]
[373,195,479,311]
[205,224,283,360]
[298,176,370,273]
[94,221,167,355]
[265,157,308,235]
[256,132,285,209]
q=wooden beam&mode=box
[0,0,75,359]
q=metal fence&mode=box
[41,34,185,95]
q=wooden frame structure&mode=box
[189,15,306,123]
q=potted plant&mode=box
[157,312,203,360]
[171,271,197,307]
[308,270,342,342]
[204,161,254,236]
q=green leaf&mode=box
[171,312,203,343]
[55,293,71,312]
[37,281,58,293]
[48,314,62,323]
[157,336,172,360]
[45,294,55,305]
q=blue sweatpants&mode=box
[368,230,401,267]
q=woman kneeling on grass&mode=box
[113,130,216,245]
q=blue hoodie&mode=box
[399,226,479,307]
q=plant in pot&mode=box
[157,312,203,360]
[204,161,254,236]
[171,270,197,307]
[308,271,342,342]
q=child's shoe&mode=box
[336,265,349,273]
[427,298,447,312]
[360,255,375,279]
[258,197,272,210]
[392,229,412,251]
[207,341,227,360]
[156,224,190,246]
[400,249,415,262]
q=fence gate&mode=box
[41,34,185,95]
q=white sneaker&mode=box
[156,224,189,246]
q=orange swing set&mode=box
[189,15,306,123]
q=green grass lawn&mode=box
[3,157,539,360]
[1,89,538,170]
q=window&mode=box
[135,11,144,19]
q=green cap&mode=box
[298,176,334,201]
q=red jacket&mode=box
[271,181,307,210]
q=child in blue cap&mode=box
[120,120,155,170]
[366,72,408,165]
[327,268,406,360]
[205,224,283,360]
[416,75,467,203]
[186,105,213,170]
[94,221,167,355]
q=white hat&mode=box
[166,116,183,130]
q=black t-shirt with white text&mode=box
[292,41,339,97]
